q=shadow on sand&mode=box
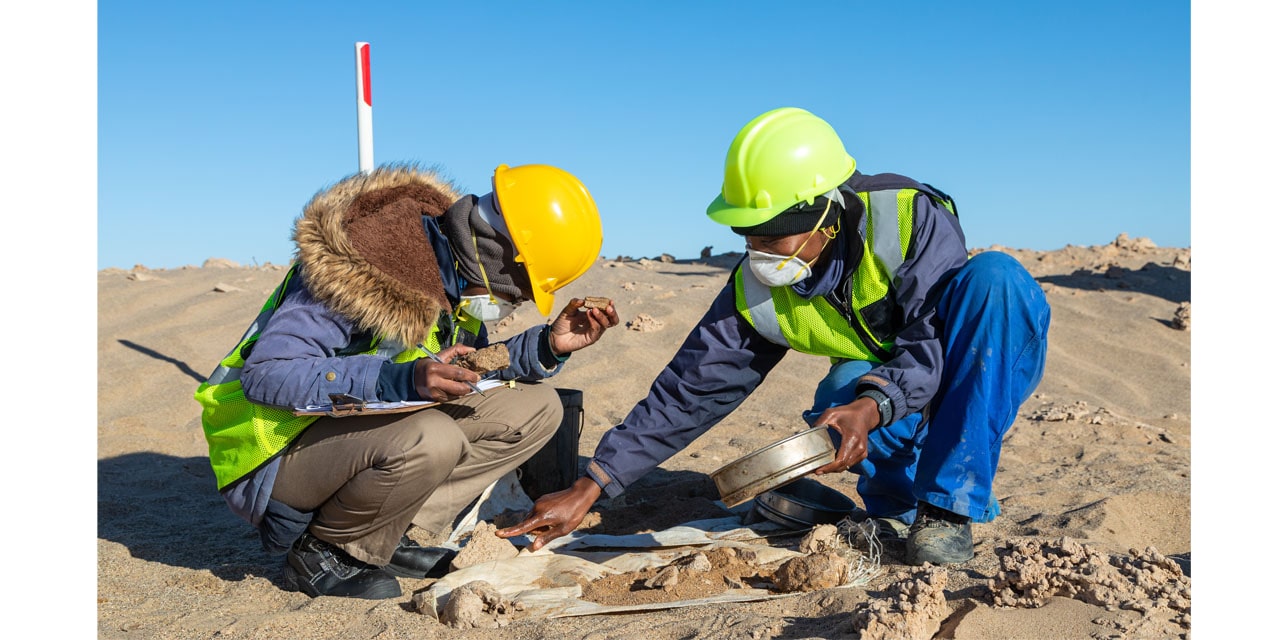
[1037,262,1189,305]
[97,452,284,584]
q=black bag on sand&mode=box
[517,388,584,501]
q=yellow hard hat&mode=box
[493,164,602,315]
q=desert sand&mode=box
[97,233,1191,639]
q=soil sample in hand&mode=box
[581,296,612,310]
[453,344,510,375]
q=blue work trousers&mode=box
[802,251,1050,524]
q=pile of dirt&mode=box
[450,521,519,571]
[851,568,949,640]
[580,547,772,606]
[580,523,870,606]
[988,537,1191,637]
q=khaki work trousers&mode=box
[270,382,561,566]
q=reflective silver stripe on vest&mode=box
[869,190,905,280]
[740,267,788,346]
[742,188,909,348]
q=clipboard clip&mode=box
[328,393,366,417]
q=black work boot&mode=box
[385,534,457,579]
[842,512,909,557]
[905,502,974,566]
[870,517,910,545]
[283,532,402,599]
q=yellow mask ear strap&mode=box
[470,229,498,303]
[820,196,840,239]
[777,196,838,270]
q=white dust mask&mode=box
[745,192,840,287]
[747,249,814,287]
[458,295,518,322]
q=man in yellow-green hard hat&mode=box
[195,162,619,599]
[501,108,1051,567]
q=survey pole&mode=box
[355,42,373,174]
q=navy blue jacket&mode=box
[227,213,567,530]
[585,173,968,498]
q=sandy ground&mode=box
[97,233,1191,639]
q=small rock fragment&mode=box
[627,314,664,332]
[773,551,849,592]
[438,580,519,629]
[1173,251,1191,270]
[676,552,712,573]
[644,565,679,591]
[453,344,510,375]
[799,524,843,554]
[1172,302,1190,330]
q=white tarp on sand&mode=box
[427,472,880,619]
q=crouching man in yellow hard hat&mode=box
[195,163,618,599]
[500,108,1050,567]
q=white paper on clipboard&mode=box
[293,378,507,417]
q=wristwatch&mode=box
[857,389,893,428]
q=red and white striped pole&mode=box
[354,42,373,174]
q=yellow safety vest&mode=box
[734,187,951,363]
[193,265,481,489]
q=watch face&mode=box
[874,395,891,425]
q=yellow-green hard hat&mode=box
[706,107,856,228]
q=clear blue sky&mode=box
[96,1,1190,270]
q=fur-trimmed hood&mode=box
[292,164,462,349]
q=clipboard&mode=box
[292,379,508,417]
